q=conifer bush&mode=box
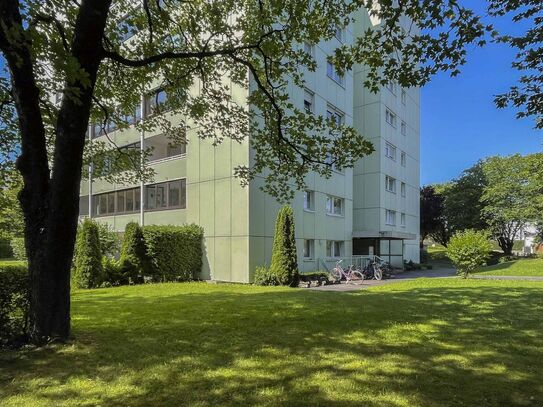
[269,206,299,286]
[73,218,103,288]
[0,264,28,347]
[119,222,147,283]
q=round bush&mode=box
[73,219,104,288]
[446,230,493,278]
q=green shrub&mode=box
[253,266,281,286]
[96,222,120,258]
[10,237,26,261]
[0,238,13,258]
[269,206,299,286]
[142,224,203,281]
[119,222,147,282]
[498,255,518,264]
[446,230,493,278]
[0,264,29,347]
[101,257,126,287]
[73,218,103,288]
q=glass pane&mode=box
[116,191,125,213]
[79,196,89,216]
[99,195,107,215]
[180,179,186,208]
[145,185,156,209]
[333,198,342,214]
[125,189,134,212]
[168,181,181,207]
[156,183,167,208]
[134,187,141,210]
[107,192,115,214]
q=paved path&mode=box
[308,267,456,292]
[471,275,543,281]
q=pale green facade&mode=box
[81,8,420,282]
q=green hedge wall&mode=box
[142,224,203,281]
[0,264,29,347]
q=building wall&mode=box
[351,9,421,265]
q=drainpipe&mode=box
[139,94,145,226]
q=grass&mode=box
[0,259,26,267]
[476,257,543,276]
[1,279,543,406]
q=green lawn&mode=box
[1,279,543,406]
[476,257,543,276]
[0,259,26,267]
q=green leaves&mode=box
[446,230,493,278]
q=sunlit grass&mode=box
[476,257,543,276]
[1,279,543,406]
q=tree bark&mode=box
[0,0,112,344]
[497,236,514,256]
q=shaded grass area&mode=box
[476,257,543,276]
[1,279,543,406]
[0,259,26,267]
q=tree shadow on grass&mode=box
[1,282,543,406]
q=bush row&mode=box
[0,264,29,347]
[72,221,204,288]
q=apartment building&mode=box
[80,8,420,282]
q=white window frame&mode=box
[303,190,315,211]
[303,89,314,114]
[401,151,406,167]
[401,89,407,105]
[385,142,397,160]
[303,239,315,259]
[326,62,345,87]
[401,121,407,136]
[400,213,406,227]
[401,182,406,197]
[385,176,396,193]
[385,209,396,226]
[326,195,344,216]
[386,82,397,95]
[326,240,343,258]
[385,108,397,127]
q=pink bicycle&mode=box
[330,260,364,283]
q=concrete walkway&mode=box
[308,267,457,292]
[471,275,543,281]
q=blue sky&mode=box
[421,3,542,185]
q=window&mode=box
[401,213,406,227]
[326,240,343,257]
[144,179,186,210]
[385,142,396,160]
[326,62,345,86]
[385,209,396,225]
[326,195,344,215]
[334,26,344,42]
[117,16,138,42]
[144,88,167,118]
[385,176,396,193]
[401,182,406,197]
[326,107,344,125]
[385,108,396,127]
[401,151,406,167]
[167,142,186,157]
[386,82,397,95]
[401,121,407,136]
[54,91,62,106]
[303,190,314,211]
[303,89,314,113]
[401,89,407,105]
[303,239,314,259]
[303,42,314,56]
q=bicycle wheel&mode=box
[373,267,383,281]
[351,270,364,281]
[330,267,341,281]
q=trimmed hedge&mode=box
[142,224,203,281]
[119,222,148,283]
[10,237,26,261]
[269,206,299,286]
[73,218,103,288]
[0,264,29,347]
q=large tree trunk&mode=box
[497,236,514,256]
[1,0,112,344]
